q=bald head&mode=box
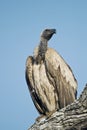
[40,29,56,41]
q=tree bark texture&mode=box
[28,84,87,130]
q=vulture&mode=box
[25,29,77,115]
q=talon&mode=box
[36,115,46,122]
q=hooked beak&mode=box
[51,29,56,34]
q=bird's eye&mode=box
[45,29,49,32]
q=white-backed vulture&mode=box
[25,29,77,115]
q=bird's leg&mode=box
[36,114,47,122]
[45,109,57,119]
[36,109,57,122]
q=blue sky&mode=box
[0,0,87,130]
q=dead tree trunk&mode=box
[28,84,87,130]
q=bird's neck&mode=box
[37,38,48,62]
[39,38,48,53]
[40,37,48,43]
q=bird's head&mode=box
[40,29,56,41]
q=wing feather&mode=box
[25,56,47,114]
[45,48,77,109]
[25,48,78,114]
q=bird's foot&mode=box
[36,109,57,122]
[45,109,57,119]
[36,114,47,122]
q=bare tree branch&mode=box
[28,84,87,130]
